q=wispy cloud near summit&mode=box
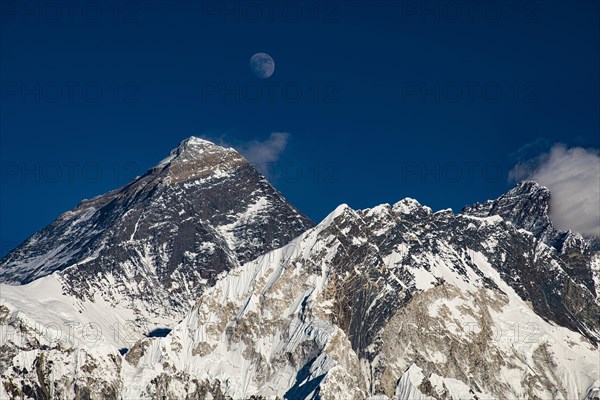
[238,132,290,175]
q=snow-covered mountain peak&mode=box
[392,197,433,218]
[322,203,354,226]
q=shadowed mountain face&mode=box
[0,137,314,324]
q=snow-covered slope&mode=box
[0,300,124,399]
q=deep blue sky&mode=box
[1,0,599,255]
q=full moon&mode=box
[250,53,275,79]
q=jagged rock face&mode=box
[462,181,556,241]
[0,137,313,328]
[125,199,599,399]
[463,180,600,297]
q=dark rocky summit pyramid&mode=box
[0,137,314,325]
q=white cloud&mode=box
[510,144,600,236]
[238,132,290,175]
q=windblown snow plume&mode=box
[239,132,289,175]
[510,144,600,236]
